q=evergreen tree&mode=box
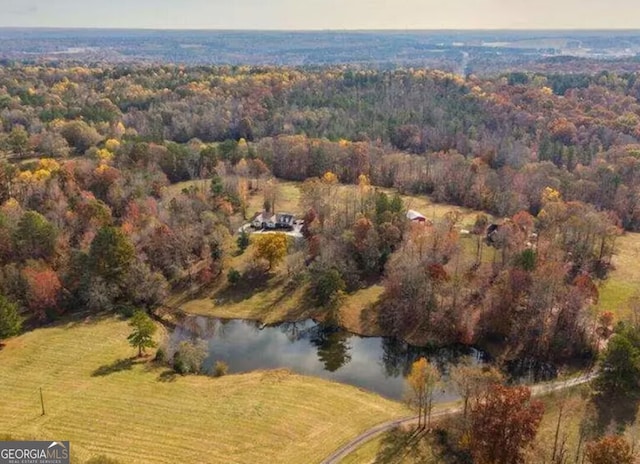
[596,327,640,397]
[13,211,57,261]
[0,295,22,341]
[90,227,135,282]
[127,310,157,357]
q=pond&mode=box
[170,316,555,401]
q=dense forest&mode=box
[0,63,638,365]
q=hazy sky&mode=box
[1,0,640,29]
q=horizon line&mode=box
[2,26,640,32]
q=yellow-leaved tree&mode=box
[406,357,440,429]
[253,233,288,271]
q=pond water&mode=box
[170,316,503,401]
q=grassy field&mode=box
[166,177,482,226]
[241,181,640,324]
[246,181,302,217]
[164,178,213,200]
[179,270,311,323]
[341,428,437,464]
[244,181,486,228]
[597,231,640,320]
[0,316,409,464]
[341,436,383,464]
[176,270,384,337]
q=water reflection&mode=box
[507,358,558,384]
[169,316,498,400]
[380,338,487,379]
[308,325,353,372]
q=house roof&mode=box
[253,212,276,222]
[406,209,426,221]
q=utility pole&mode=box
[40,387,45,415]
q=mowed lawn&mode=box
[0,316,408,464]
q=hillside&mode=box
[0,316,408,463]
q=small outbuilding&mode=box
[407,209,427,222]
[486,223,502,245]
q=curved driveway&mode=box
[321,372,597,464]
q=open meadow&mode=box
[0,316,409,463]
[597,232,640,320]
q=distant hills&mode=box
[1,29,640,73]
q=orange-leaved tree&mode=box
[470,384,544,464]
[585,435,635,464]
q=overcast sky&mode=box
[1,0,639,29]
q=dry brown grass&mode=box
[597,231,640,320]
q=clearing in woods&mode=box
[170,179,639,325]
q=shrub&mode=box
[236,230,250,253]
[154,346,167,363]
[227,268,241,286]
[116,304,135,318]
[172,339,208,375]
[172,356,188,375]
[0,295,22,340]
[213,360,229,377]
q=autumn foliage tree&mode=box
[252,233,288,271]
[406,357,440,429]
[22,266,62,320]
[60,120,103,154]
[585,435,635,464]
[470,384,544,464]
[380,223,458,342]
[450,358,503,420]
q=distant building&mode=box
[406,209,427,222]
[252,212,275,229]
[251,212,295,230]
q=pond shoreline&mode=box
[166,314,490,400]
[163,302,509,361]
